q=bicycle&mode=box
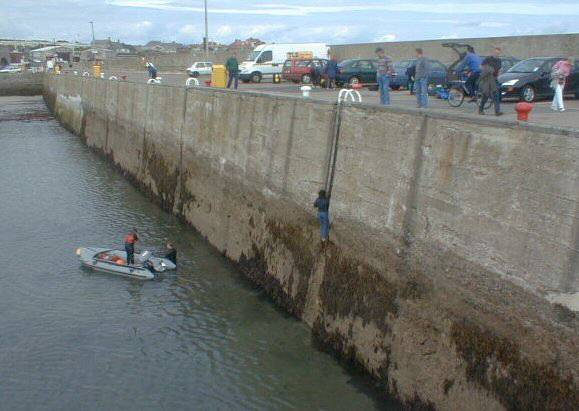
[446,73,492,110]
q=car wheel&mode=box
[191,71,199,78]
[348,76,361,86]
[251,72,262,83]
[301,74,311,84]
[521,85,535,103]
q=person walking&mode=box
[480,47,503,116]
[414,48,430,108]
[313,190,330,242]
[478,63,499,116]
[325,56,339,89]
[225,53,240,90]
[375,47,394,105]
[455,46,482,101]
[550,57,572,112]
[124,229,139,266]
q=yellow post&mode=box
[92,63,101,78]
[211,65,227,88]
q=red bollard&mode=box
[515,102,533,121]
[351,83,362,91]
[205,80,212,87]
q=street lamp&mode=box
[203,0,208,59]
[89,21,95,43]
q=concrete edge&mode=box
[53,74,579,137]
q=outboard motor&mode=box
[140,250,166,273]
[140,251,152,261]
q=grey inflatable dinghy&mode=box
[76,247,176,280]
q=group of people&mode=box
[375,47,430,108]
[378,45,574,114]
[123,229,177,267]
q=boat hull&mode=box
[77,247,157,280]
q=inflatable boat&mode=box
[76,247,176,280]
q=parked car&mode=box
[282,58,328,84]
[390,59,448,90]
[499,57,579,102]
[186,62,213,77]
[239,43,329,83]
[0,64,22,74]
[335,59,379,88]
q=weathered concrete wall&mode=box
[44,74,578,410]
[332,33,579,63]
[0,72,44,96]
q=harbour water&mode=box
[0,96,398,410]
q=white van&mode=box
[239,43,329,83]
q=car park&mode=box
[335,59,379,88]
[186,62,213,77]
[390,59,448,90]
[499,57,579,102]
[282,58,328,84]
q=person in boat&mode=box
[124,229,139,265]
[165,242,177,265]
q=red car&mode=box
[282,58,328,84]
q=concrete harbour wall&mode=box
[0,72,44,96]
[44,74,578,410]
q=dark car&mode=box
[282,58,328,84]
[390,59,448,90]
[499,57,579,102]
[335,59,379,88]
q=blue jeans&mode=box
[415,78,428,108]
[227,72,239,89]
[378,74,391,105]
[318,211,329,240]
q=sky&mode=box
[1,0,578,45]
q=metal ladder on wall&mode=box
[324,88,362,196]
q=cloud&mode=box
[106,1,579,17]
[374,34,397,42]
[179,24,197,36]
[216,25,233,37]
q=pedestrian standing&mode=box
[480,47,504,116]
[406,64,416,95]
[414,48,430,108]
[46,57,55,73]
[145,61,158,79]
[375,48,394,105]
[550,57,572,112]
[325,55,339,89]
[313,190,330,242]
[225,53,240,90]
